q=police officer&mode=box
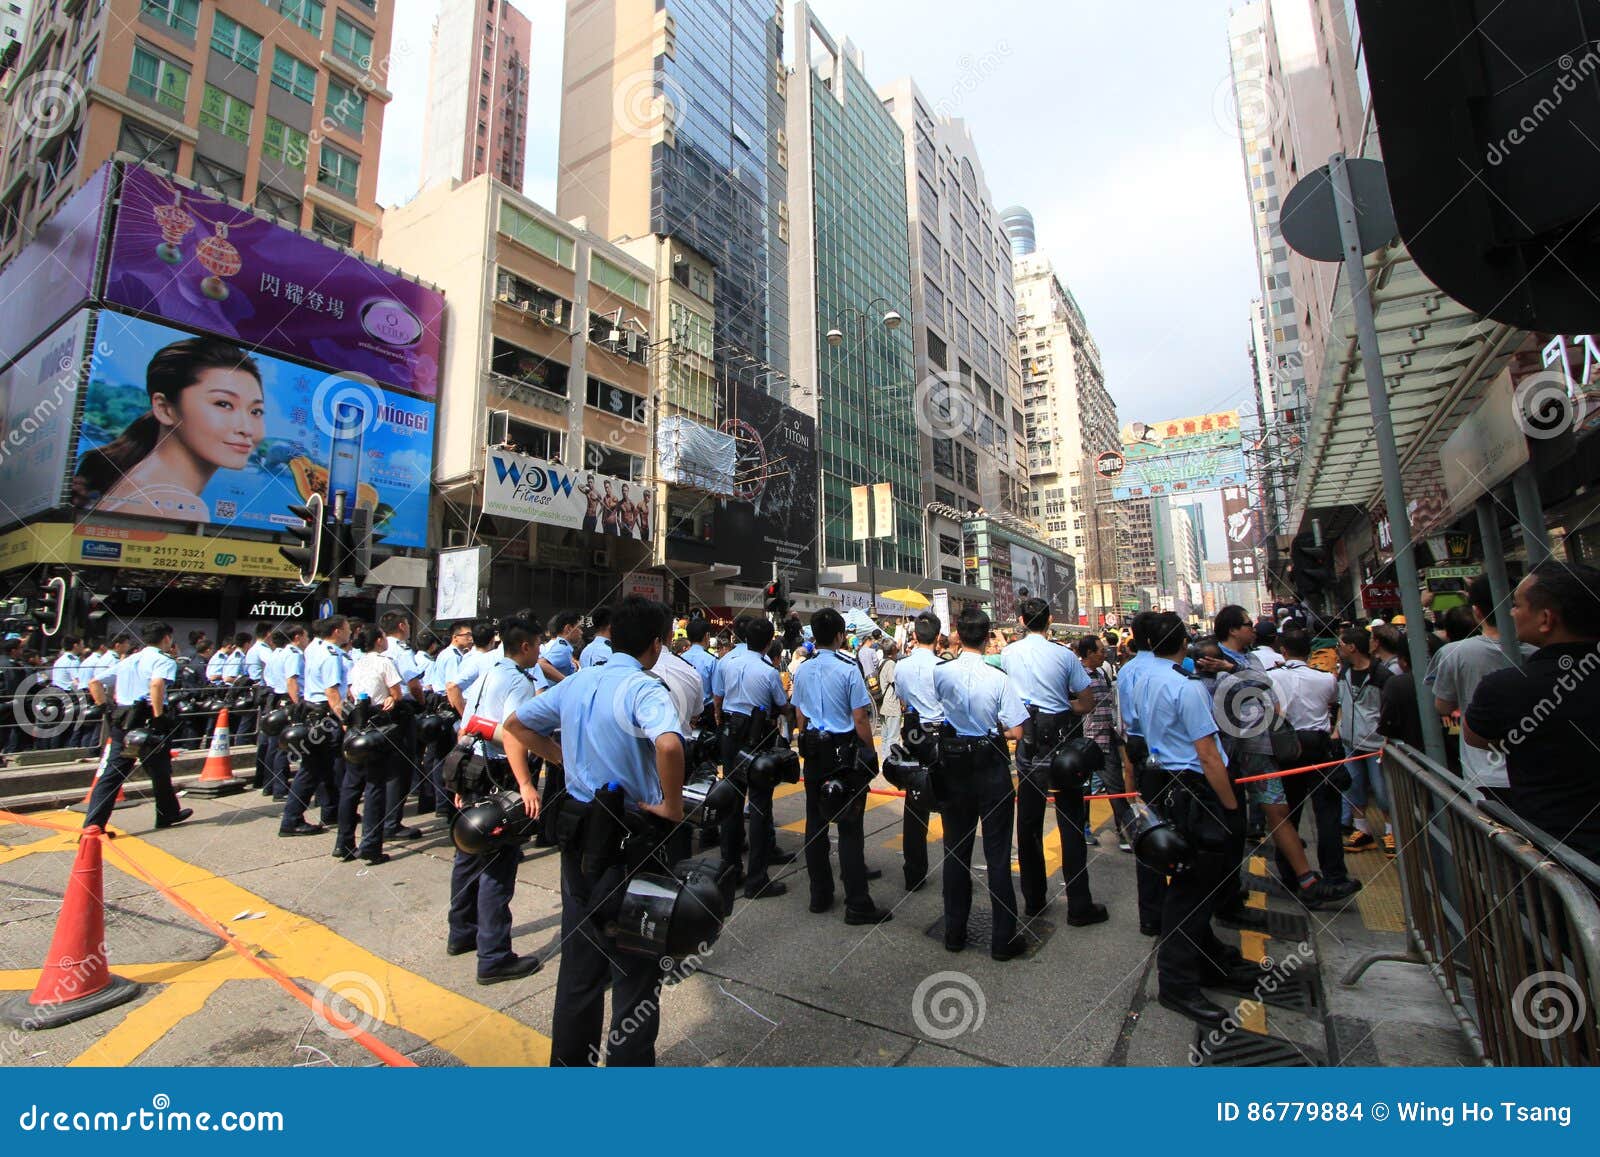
[578,606,614,668]
[449,617,545,985]
[379,610,428,839]
[681,618,718,722]
[933,609,1030,959]
[1116,612,1164,936]
[242,622,273,754]
[713,615,792,899]
[791,608,892,925]
[83,621,192,832]
[1132,612,1261,1026]
[1001,596,1106,925]
[258,629,292,800]
[892,612,945,892]
[279,616,349,837]
[500,596,687,1066]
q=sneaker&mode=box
[1117,838,1133,853]
[1343,830,1376,853]
[1382,833,1396,857]
[1083,824,1097,847]
[1322,877,1363,899]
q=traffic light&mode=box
[76,582,111,638]
[33,575,67,636]
[1288,532,1334,600]
[279,492,326,587]
[343,504,377,586]
[763,578,789,616]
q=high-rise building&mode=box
[1176,500,1210,563]
[1000,204,1035,257]
[787,3,922,578]
[420,0,531,193]
[1015,247,1121,621]
[557,0,788,385]
[880,77,1028,586]
[2,0,29,60]
[0,0,396,263]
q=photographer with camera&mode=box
[83,622,191,832]
[498,597,687,1066]
[792,608,892,926]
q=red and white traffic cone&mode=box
[73,740,131,812]
[188,708,245,797]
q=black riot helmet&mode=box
[1048,737,1105,793]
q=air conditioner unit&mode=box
[496,291,517,304]
[591,549,608,568]
[625,332,641,355]
[446,530,471,549]
[538,307,559,325]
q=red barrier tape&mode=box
[0,809,416,1068]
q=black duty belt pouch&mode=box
[1170,775,1231,854]
[548,794,588,851]
[116,703,152,731]
[440,737,487,796]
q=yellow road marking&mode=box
[69,979,227,1067]
[0,831,80,865]
[1245,890,1268,910]
[1,812,552,1067]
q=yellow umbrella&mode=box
[878,588,932,610]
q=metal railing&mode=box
[1,685,264,765]
[1344,741,1600,1066]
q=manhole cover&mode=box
[1195,1028,1323,1066]
[924,909,1056,958]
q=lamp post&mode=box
[827,299,904,611]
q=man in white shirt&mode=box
[1252,619,1285,670]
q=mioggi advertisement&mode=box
[72,312,435,547]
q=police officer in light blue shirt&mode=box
[535,611,583,690]
[500,596,686,1067]
[447,625,499,712]
[378,610,429,838]
[578,606,613,668]
[791,608,891,925]
[205,644,230,685]
[259,629,292,799]
[681,618,717,714]
[242,625,274,776]
[83,622,190,832]
[244,626,272,682]
[891,612,944,891]
[430,622,474,696]
[1115,612,1163,934]
[713,617,792,898]
[50,638,84,691]
[1129,612,1253,1029]
[933,608,1030,959]
[280,616,349,836]
[1000,597,1104,925]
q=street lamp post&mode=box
[827,299,904,612]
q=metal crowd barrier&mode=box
[1344,741,1600,1066]
[1,685,263,764]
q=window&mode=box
[277,0,324,37]
[271,48,316,102]
[117,118,180,171]
[503,419,562,461]
[128,45,188,113]
[937,534,960,557]
[311,208,354,246]
[317,142,359,198]
[494,270,570,324]
[584,442,642,481]
[585,377,647,423]
[325,79,366,136]
[141,0,198,37]
[192,155,245,200]
[254,185,302,227]
[210,13,261,70]
[261,116,309,167]
[941,566,962,584]
[491,337,568,396]
[590,254,649,307]
[332,14,373,66]
[199,85,252,143]
[497,201,575,267]
[926,330,946,370]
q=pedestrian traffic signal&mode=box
[764,578,789,616]
[1288,532,1334,600]
[33,575,67,637]
[343,504,377,586]
[75,583,111,637]
[278,493,326,587]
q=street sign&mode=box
[1279,157,1395,263]
[318,598,334,619]
[1094,450,1125,479]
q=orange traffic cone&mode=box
[0,827,142,1029]
[74,740,130,812]
[189,707,245,797]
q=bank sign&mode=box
[482,451,652,540]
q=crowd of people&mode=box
[10,556,1598,1062]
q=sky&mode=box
[376,0,1257,559]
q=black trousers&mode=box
[381,713,419,833]
[941,756,1018,950]
[448,842,519,973]
[1144,768,1242,998]
[1016,755,1094,914]
[718,714,754,868]
[281,726,340,833]
[336,753,390,857]
[1277,758,1351,887]
[802,743,872,912]
[83,720,182,831]
[551,843,665,1067]
[902,791,932,888]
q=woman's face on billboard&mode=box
[151,367,265,471]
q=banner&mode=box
[715,382,819,588]
[0,522,300,578]
[483,450,652,540]
[1113,410,1247,500]
[435,547,485,622]
[104,165,445,397]
[0,165,108,370]
[74,312,434,547]
[1220,484,1261,583]
[0,310,90,527]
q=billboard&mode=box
[72,312,434,547]
[0,310,92,527]
[483,450,652,539]
[1112,410,1247,500]
[0,165,109,371]
[103,165,445,397]
[715,383,819,588]
[1220,484,1261,582]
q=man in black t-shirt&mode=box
[1465,561,1600,863]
